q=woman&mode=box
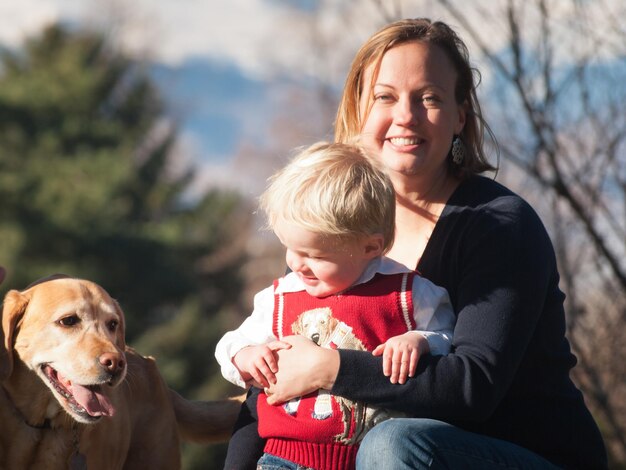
[228,18,607,469]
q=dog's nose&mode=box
[99,352,126,374]
[311,333,321,345]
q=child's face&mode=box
[275,221,383,298]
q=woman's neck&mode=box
[391,168,458,207]
[385,172,459,269]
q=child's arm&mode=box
[411,275,455,356]
[232,340,291,389]
[372,331,429,384]
[216,284,284,468]
[215,284,287,388]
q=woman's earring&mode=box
[452,136,465,165]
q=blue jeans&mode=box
[355,418,560,469]
[256,453,314,470]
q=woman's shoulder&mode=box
[453,174,517,202]
[449,175,537,220]
[439,175,551,249]
[423,176,557,290]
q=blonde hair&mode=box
[260,141,395,252]
[335,18,496,178]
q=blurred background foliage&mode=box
[0,24,248,467]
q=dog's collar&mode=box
[29,418,52,429]
[0,384,52,429]
[0,384,86,466]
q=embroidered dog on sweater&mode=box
[286,307,381,444]
[291,307,366,351]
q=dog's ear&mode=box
[0,290,30,381]
[326,310,339,329]
[112,298,127,350]
[291,313,304,335]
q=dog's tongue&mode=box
[70,383,115,417]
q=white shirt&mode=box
[215,256,455,388]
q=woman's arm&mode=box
[330,198,558,419]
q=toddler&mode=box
[215,141,454,470]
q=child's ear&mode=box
[363,234,384,258]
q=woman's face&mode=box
[359,41,466,185]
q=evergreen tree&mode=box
[0,24,246,467]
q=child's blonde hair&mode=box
[260,141,395,253]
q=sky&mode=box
[0,0,623,197]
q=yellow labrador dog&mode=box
[0,275,240,470]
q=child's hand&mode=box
[232,340,292,388]
[372,331,430,384]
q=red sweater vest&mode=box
[258,272,416,470]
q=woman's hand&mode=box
[264,335,340,405]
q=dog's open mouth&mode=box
[42,365,115,421]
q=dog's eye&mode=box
[58,315,80,327]
[107,320,119,332]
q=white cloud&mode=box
[115,1,294,71]
[0,0,317,79]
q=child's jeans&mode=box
[256,453,314,470]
